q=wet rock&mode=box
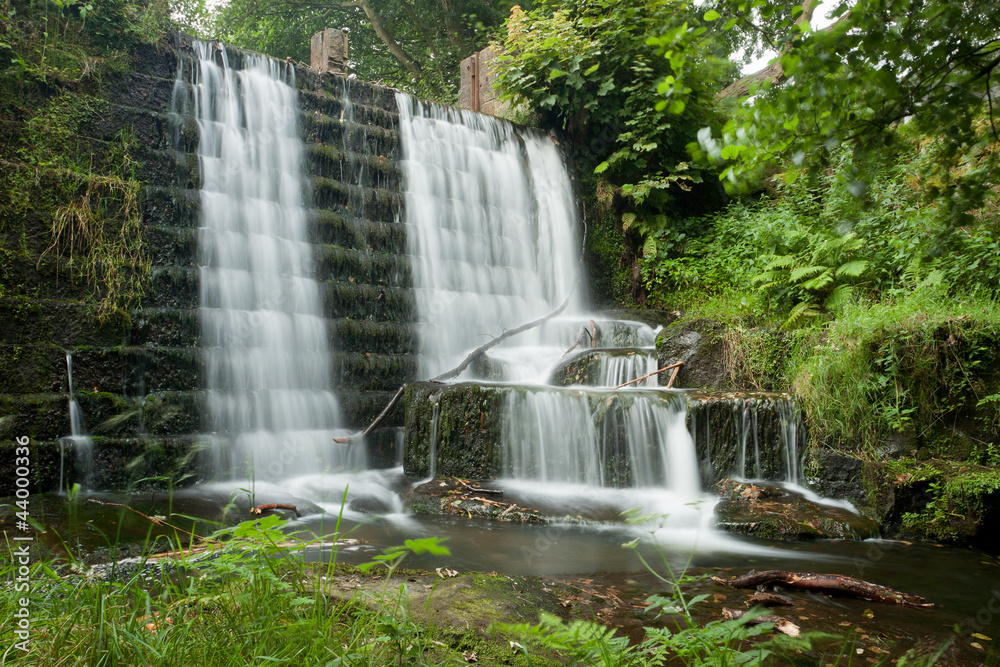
[714,479,880,541]
[549,347,655,387]
[596,308,680,329]
[411,477,544,522]
[656,319,731,390]
[805,447,870,512]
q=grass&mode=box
[0,503,503,666]
[788,287,1000,457]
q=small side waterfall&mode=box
[181,41,359,479]
[61,352,93,492]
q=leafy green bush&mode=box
[644,140,1000,320]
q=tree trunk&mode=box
[438,0,467,54]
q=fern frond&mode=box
[789,265,825,283]
[802,270,834,290]
[764,254,796,269]
[823,283,854,311]
[835,260,868,278]
[784,299,820,329]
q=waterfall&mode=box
[182,41,360,479]
[599,350,659,387]
[502,388,603,485]
[61,352,93,492]
[395,93,583,381]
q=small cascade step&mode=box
[314,244,410,288]
[550,347,659,387]
[403,382,803,490]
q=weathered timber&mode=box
[711,569,933,608]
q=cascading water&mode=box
[61,352,94,492]
[395,96,727,545]
[182,41,360,480]
[395,93,583,381]
[599,350,659,387]
[394,91,827,554]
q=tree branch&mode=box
[717,0,837,101]
[345,0,423,81]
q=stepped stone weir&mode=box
[0,34,810,510]
[181,40,360,479]
[403,383,803,491]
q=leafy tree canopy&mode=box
[493,0,737,259]
[684,0,1000,225]
[206,0,522,100]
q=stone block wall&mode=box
[0,34,416,492]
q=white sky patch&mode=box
[739,0,838,75]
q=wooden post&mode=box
[470,51,480,112]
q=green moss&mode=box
[873,458,1000,546]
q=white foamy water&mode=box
[599,349,659,387]
[396,93,584,380]
[184,42,360,479]
[61,351,94,491]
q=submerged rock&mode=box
[714,479,880,541]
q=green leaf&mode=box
[789,265,825,282]
[835,260,868,278]
[667,99,686,114]
[584,63,600,75]
[721,145,740,160]
[642,235,657,257]
[622,212,637,231]
[823,284,854,310]
[594,160,610,174]
[703,9,721,21]
[404,537,451,556]
[548,68,568,80]
[802,270,834,290]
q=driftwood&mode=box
[462,482,503,496]
[611,362,684,390]
[333,383,409,444]
[335,208,589,444]
[722,608,800,637]
[333,295,574,444]
[432,293,573,382]
[561,319,600,358]
[711,569,933,608]
[251,503,299,516]
[87,498,198,539]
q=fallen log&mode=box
[722,607,800,637]
[462,482,503,496]
[333,383,409,444]
[711,569,933,608]
[432,292,573,382]
[334,209,589,443]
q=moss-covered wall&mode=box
[0,35,418,491]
